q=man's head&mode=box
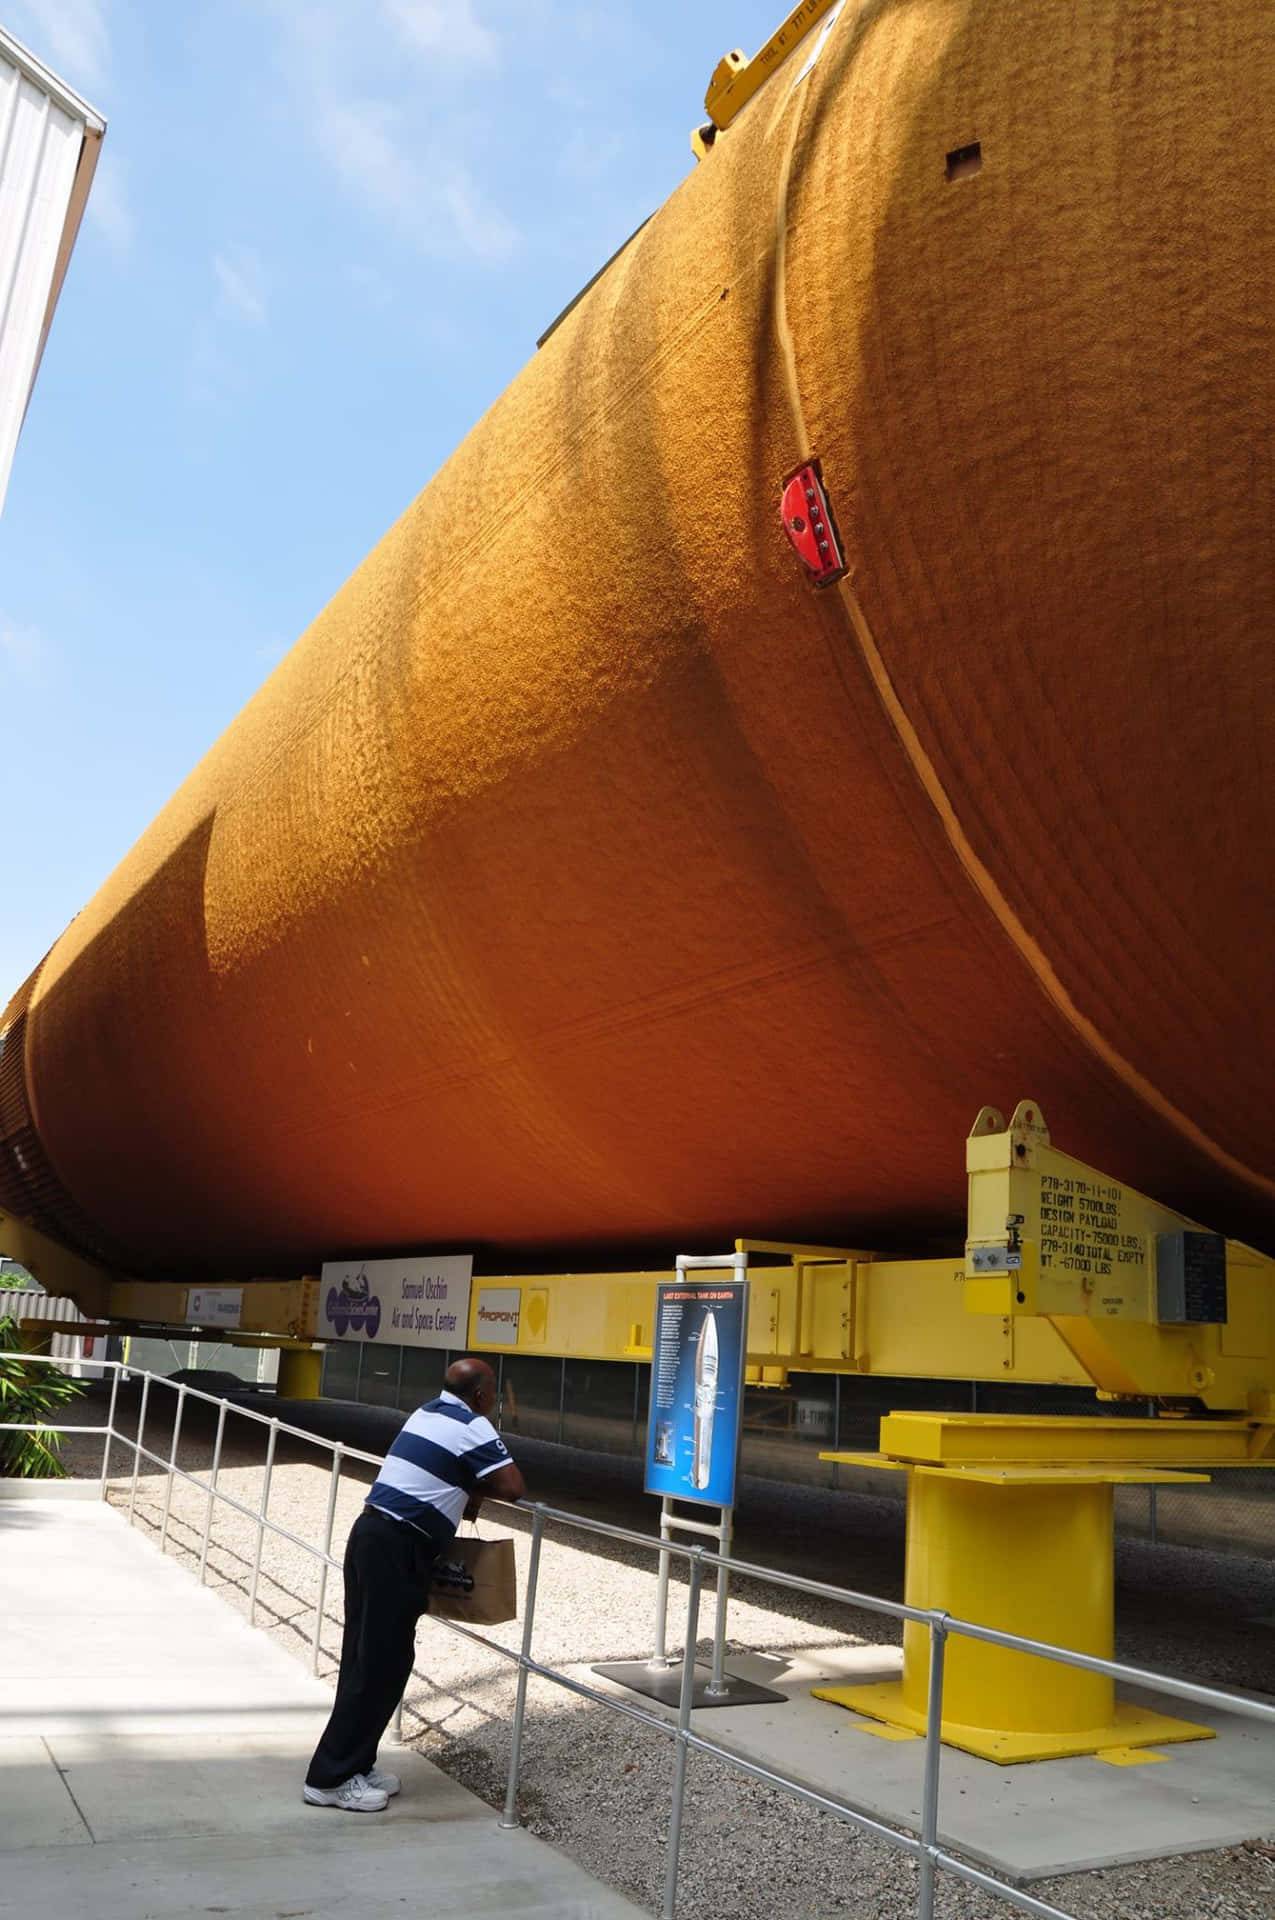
[444,1355,499,1417]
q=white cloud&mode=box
[557,124,624,186]
[7,0,111,94]
[440,168,518,263]
[187,253,270,422]
[318,98,410,220]
[213,249,268,326]
[384,0,495,63]
[264,1,518,265]
[0,614,47,685]
[316,95,518,264]
[85,150,133,258]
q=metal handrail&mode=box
[5,1352,1273,1920]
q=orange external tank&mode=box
[4,0,1275,1278]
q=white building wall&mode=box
[0,1287,105,1378]
[0,28,103,514]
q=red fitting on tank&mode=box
[780,460,847,586]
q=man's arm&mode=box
[462,1416,526,1518]
[464,1459,525,1516]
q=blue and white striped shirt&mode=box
[366,1391,512,1552]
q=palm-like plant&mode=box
[0,1314,85,1477]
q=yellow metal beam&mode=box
[874,1409,1275,1469]
[825,1452,1209,1487]
[963,1101,1275,1408]
[16,1316,317,1351]
[0,1211,322,1349]
[702,0,843,132]
[467,1251,1091,1389]
[0,1208,115,1316]
[108,1277,319,1340]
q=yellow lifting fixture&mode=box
[814,1100,1275,1761]
[463,1098,1275,1759]
[692,0,845,158]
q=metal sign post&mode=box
[649,1494,734,1695]
[595,1251,785,1710]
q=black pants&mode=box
[306,1505,438,1787]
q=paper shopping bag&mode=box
[430,1532,517,1625]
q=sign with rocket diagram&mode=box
[644,1276,749,1507]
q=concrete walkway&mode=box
[0,1488,644,1920]
[593,1643,1275,1884]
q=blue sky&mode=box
[1,0,785,991]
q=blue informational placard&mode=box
[644,1276,748,1507]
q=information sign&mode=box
[185,1287,243,1329]
[644,1276,748,1507]
[319,1254,472,1347]
[474,1287,521,1346]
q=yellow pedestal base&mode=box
[813,1682,1213,1764]
[276,1347,322,1398]
[820,1423,1217,1763]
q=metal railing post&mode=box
[500,1506,546,1829]
[198,1399,228,1587]
[917,1612,949,1920]
[99,1362,121,1499]
[662,1547,705,1920]
[311,1444,344,1674]
[248,1418,279,1626]
[159,1384,188,1555]
[127,1372,151,1527]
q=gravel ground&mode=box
[48,1384,1275,1920]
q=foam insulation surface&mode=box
[7,0,1275,1271]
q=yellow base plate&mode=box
[812,1682,1216,1764]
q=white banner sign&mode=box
[319,1255,473,1347]
[474,1286,521,1347]
[186,1287,243,1329]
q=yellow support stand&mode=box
[818,1414,1218,1762]
[276,1347,322,1399]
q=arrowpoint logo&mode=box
[475,1287,521,1346]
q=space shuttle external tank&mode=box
[4,0,1275,1278]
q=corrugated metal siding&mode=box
[0,1287,104,1376]
[0,34,95,513]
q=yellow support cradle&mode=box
[806,1100,1275,1759]
[818,1412,1217,1761]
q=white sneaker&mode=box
[366,1766,401,1797]
[303,1773,389,1812]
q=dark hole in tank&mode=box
[945,141,982,183]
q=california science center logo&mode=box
[326,1269,382,1339]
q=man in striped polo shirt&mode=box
[304,1355,525,1811]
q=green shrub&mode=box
[0,1315,85,1477]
